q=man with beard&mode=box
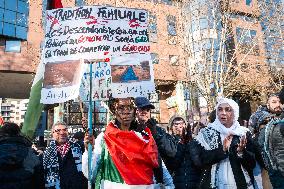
[257,89,284,189]
[82,98,160,189]
[249,93,283,189]
[250,93,283,135]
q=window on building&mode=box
[191,19,199,32]
[75,0,86,6]
[200,17,208,30]
[167,15,177,36]
[236,27,259,55]
[246,0,252,6]
[148,13,157,42]
[149,92,160,122]
[169,55,179,66]
[151,53,159,64]
[0,0,29,40]
[67,100,107,134]
[161,0,172,5]
[5,40,21,52]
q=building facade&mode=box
[1,0,188,131]
[0,98,28,125]
[183,0,275,123]
[0,0,43,99]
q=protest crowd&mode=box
[1,1,284,189]
[0,87,283,189]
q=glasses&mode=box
[53,128,68,133]
[116,105,135,112]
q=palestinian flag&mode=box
[21,0,63,138]
[93,122,159,189]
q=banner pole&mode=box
[88,63,93,189]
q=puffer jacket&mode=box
[0,136,44,189]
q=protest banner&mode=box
[44,5,149,62]
[41,5,154,103]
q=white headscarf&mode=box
[208,98,249,140]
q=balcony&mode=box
[1,108,11,111]
[2,114,11,118]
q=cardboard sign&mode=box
[80,61,112,101]
[44,6,149,62]
[41,5,154,103]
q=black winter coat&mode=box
[190,131,256,189]
[151,123,177,184]
[0,136,45,189]
[56,145,88,189]
[167,141,201,189]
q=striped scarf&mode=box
[43,140,82,189]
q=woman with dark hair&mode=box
[166,115,201,189]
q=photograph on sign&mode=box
[43,60,82,88]
[111,61,151,83]
[110,54,155,98]
[41,60,84,104]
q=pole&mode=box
[88,63,93,189]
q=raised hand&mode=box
[84,131,94,151]
[223,135,232,152]
[237,135,247,153]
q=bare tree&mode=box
[183,0,282,109]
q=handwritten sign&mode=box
[110,54,155,98]
[44,6,149,62]
[42,5,154,104]
[80,61,112,101]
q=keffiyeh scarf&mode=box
[57,142,70,158]
[43,140,83,189]
[195,97,250,188]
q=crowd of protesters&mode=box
[0,87,283,189]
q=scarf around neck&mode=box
[43,139,82,189]
[57,142,70,158]
[209,97,249,140]
[195,98,250,188]
[196,98,249,150]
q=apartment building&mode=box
[0,98,28,125]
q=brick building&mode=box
[1,0,188,130]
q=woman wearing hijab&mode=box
[189,98,256,189]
